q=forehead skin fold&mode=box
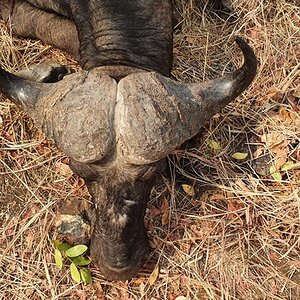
[37,70,118,163]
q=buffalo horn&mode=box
[187,37,257,114]
[0,67,44,110]
[116,37,257,164]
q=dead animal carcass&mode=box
[0,0,257,280]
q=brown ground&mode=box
[0,0,299,299]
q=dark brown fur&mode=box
[0,0,173,74]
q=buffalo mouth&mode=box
[93,244,149,281]
[90,228,150,281]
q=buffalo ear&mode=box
[0,67,45,111]
[15,62,70,83]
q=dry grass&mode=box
[0,0,299,299]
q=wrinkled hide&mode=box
[0,0,173,74]
[0,0,257,280]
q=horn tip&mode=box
[234,36,257,82]
[235,36,257,64]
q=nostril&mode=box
[115,261,129,269]
[90,228,150,280]
[98,262,140,281]
[91,247,150,281]
[109,258,130,270]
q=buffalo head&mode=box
[0,37,256,280]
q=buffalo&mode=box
[0,0,257,280]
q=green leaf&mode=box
[57,242,72,252]
[54,249,63,270]
[71,256,92,266]
[270,165,282,182]
[208,140,221,151]
[70,263,81,283]
[231,152,248,160]
[65,245,88,258]
[80,268,92,284]
[281,160,294,171]
[52,240,61,249]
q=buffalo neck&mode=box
[67,0,173,76]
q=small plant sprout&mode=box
[52,240,92,284]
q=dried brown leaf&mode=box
[148,264,160,286]
[55,162,73,178]
[182,184,195,196]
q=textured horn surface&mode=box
[115,72,206,164]
[35,70,118,163]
